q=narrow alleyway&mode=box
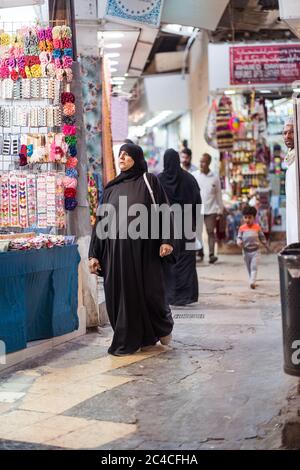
[0,254,296,450]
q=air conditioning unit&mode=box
[279,0,300,38]
[0,0,44,7]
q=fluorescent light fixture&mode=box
[293,88,300,93]
[110,67,118,73]
[129,125,146,138]
[104,43,122,49]
[106,52,120,58]
[101,31,125,39]
[161,23,195,36]
[224,90,236,95]
[260,90,271,93]
[109,60,119,66]
[112,76,125,81]
[144,111,173,128]
[124,73,129,77]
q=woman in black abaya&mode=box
[89,143,174,356]
[158,149,201,306]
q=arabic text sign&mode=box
[230,45,300,85]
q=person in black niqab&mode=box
[158,149,201,306]
[89,143,174,355]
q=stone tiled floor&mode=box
[0,254,296,449]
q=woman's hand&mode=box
[160,244,173,257]
[89,257,101,274]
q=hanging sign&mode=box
[230,44,300,85]
[105,0,164,28]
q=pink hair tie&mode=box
[63,56,73,68]
[53,39,62,49]
[54,58,62,69]
[63,102,76,116]
[14,47,25,58]
[0,66,9,78]
[66,157,78,168]
[63,124,76,136]
[63,38,72,49]
[45,27,53,41]
[63,176,78,189]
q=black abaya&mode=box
[158,149,201,306]
[89,172,174,355]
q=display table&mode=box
[0,245,80,354]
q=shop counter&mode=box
[0,245,80,354]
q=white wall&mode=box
[144,74,190,113]
[189,32,219,170]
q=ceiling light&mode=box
[112,76,125,81]
[260,90,271,93]
[144,111,173,128]
[224,90,236,95]
[101,32,125,39]
[106,52,120,58]
[104,43,122,49]
[109,60,119,66]
[110,67,118,73]
[293,88,300,93]
[124,73,128,77]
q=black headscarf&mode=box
[158,148,201,206]
[106,143,148,189]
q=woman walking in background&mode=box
[158,149,201,306]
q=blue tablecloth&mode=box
[0,245,80,354]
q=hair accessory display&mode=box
[19,144,28,166]
[61,92,75,104]
[27,174,37,226]
[64,187,76,198]
[63,102,75,118]
[62,115,76,125]
[18,176,28,228]
[0,174,10,226]
[66,157,78,168]
[62,124,76,136]
[65,168,78,178]
[63,176,77,189]
[64,197,77,211]
[0,23,75,227]
[65,136,77,146]
[9,174,19,227]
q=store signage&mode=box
[105,0,164,28]
[230,45,300,85]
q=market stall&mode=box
[207,42,299,245]
[0,22,81,353]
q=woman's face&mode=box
[119,150,135,171]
